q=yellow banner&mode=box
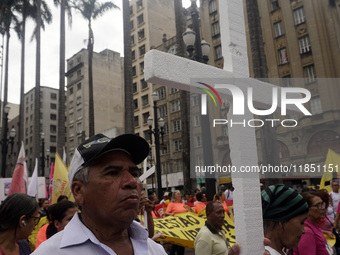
[320,149,340,192]
[52,153,74,204]
[153,211,235,249]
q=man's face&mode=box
[207,203,225,229]
[332,182,339,192]
[75,151,142,225]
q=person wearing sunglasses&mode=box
[293,191,334,255]
[0,193,40,255]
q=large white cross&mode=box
[144,1,301,254]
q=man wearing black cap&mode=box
[32,134,166,254]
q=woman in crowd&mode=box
[165,190,190,255]
[261,184,309,255]
[195,192,207,214]
[165,190,191,217]
[36,201,77,249]
[0,193,40,255]
[214,191,229,215]
[294,191,333,255]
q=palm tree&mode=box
[31,0,52,173]
[70,0,119,136]
[122,0,133,133]
[0,0,21,177]
[53,0,72,156]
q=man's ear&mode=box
[72,181,85,206]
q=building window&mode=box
[174,140,182,152]
[192,95,199,106]
[77,83,81,90]
[282,75,292,87]
[50,125,57,133]
[170,88,179,94]
[69,113,74,123]
[142,112,149,124]
[76,96,82,105]
[171,100,181,112]
[143,130,151,141]
[278,48,288,64]
[270,0,279,11]
[212,22,220,36]
[77,122,82,133]
[209,0,217,14]
[77,69,81,78]
[142,95,149,106]
[310,97,323,115]
[194,115,200,126]
[159,105,167,117]
[139,45,146,56]
[139,62,144,73]
[131,50,135,60]
[134,116,139,127]
[50,114,57,120]
[69,100,74,109]
[163,123,169,134]
[141,78,147,89]
[304,64,316,84]
[172,120,182,132]
[50,103,57,110]
[50,93,57,99]
[294,7,306,25]
[157,87,166,99]
[195,135,202,147]
[137,14,144,25]
[131,35,135,45]
[69,87,73,95]
[50,135,57,142]
[133,82,138,93]
[129,5,133,15]
[130,20,134,30]
[77,56,81,63]
[137,0,143,10]
[77,109,82,119]
[134,99,138,110]
[69,126,74,135]
[299,35,311,54]
[274,21,284,37]
[132,66,136,76]
[215,45,222,59]
[138,29,145,41]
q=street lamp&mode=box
[46,148,50,169]
[1,105,16,177]
[41,132,45,176]
[148,92,165,201]
[182,0,215,201]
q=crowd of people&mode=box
[0,133,339,255]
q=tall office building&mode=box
[129,0,177,189]
[23,86,60,176]
[65,48,124,161]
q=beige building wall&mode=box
[65,48,124,160]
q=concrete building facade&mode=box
[65,48,124,161]
[22,86,60,176]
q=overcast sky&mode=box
[4,0,193,104]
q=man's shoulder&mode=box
[32,231,64,254]
[147,239,167,255]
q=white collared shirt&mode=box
[32,213,166,255]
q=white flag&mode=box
[63,146,67,165]
[27,158,38,199]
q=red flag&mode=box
[7,142,27,195]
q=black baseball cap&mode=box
[68,133,150,185]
